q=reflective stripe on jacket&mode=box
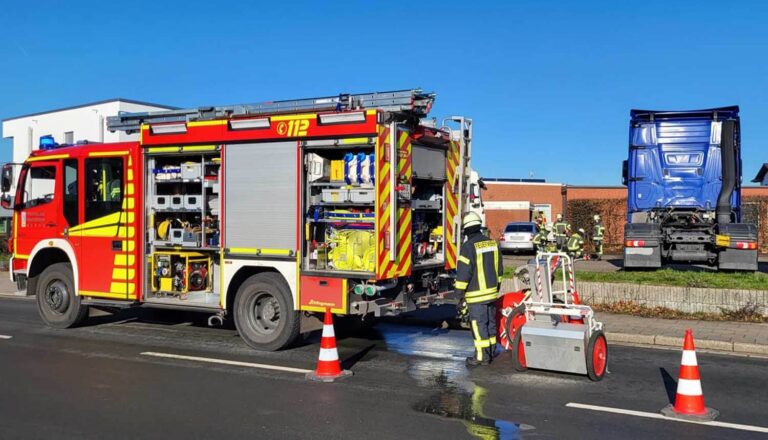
[553,222,569,236]
[593,223,605,240]
[455,232,504,304]
[567,233,584,251]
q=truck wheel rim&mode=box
[593,336,607,376]
[247,292,280,335]
[45,280,69,314]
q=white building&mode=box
[2,99,174,163]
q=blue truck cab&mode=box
[622,106,758,271]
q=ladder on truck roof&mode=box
[107,88,435,133]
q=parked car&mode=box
[499,222,537,254]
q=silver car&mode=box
[499,222,537,253]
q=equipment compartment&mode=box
[302,140,376,274]
[147,152,221,250]
[411,178,445,266]
[144,150,222,307]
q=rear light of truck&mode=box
[736,242,757,250]
[625,240,645,247]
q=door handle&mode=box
[112,241,122,251]
[63,227,69,238]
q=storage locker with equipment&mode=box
[144,148,222,305]
[300,134,449,278]
[303,138,377,274]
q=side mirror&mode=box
[621,160,629,186]
[1,163,13,193]
[0,194,12,210]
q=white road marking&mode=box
[140,352,312,374]
[0,335,12,340]
[566,402,768,434]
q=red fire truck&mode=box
[1,89,473,350]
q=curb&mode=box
[607,331,768,356]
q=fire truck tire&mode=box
[35,263,88,329]
[586,330,608,382]
[511,329,527,372]
[233,272,300,351]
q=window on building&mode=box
[22,166,56,208]
[64,131,74,145]
[63,159,79,226]
[85,157,123,222]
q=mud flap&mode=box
[623,223,662,269]
[717,223,759,271]
[718,248,758,271]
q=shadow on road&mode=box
[341,344,377,370]
[659,367,677,404]
[87,307,214,328]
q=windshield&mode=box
[504,224,535,233]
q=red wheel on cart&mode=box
[511,329,527,372]
[586,330,608,381]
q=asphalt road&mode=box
[0,297,766,439]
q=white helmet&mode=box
[594,214,601,221]
[462,212,482,229]
[556,213,563,221]
[578,228,585,235]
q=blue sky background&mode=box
[1,0,766,185]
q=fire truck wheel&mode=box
[586,330,608,382]
[36,263,88,329]
[234,272,300,351]
[511,329,527,372]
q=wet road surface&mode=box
[0,297,766,439]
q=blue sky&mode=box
[1,0,767,185]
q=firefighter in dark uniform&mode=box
[553,214,570,251]
[455,212,503,367]
[593,214,605,260]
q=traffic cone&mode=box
[661,329,719,421]
[306,308,353,382]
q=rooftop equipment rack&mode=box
[107,89,435,133]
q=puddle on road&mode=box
[375,323,534,439]
[413,372,534,440]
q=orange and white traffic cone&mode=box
[306,308,353,382]
[661,329,719,421]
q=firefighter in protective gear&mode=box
[455,212,503,367]
[593,214,605,260]
[552,214,570,251]
[532,225,548,252]
[534,210,547,229]
[567,228,586,259]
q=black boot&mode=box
[466,357,490,368]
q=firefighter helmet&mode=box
[462,212,482,229]
[578,228,586,235]
[594,214,601,222]
[556,213,563,221]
